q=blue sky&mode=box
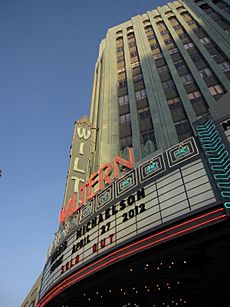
[0,1,168,306]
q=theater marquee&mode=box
[38,136,224,300]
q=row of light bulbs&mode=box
[83,279,181,299]
[143,260,187,271]
[122,299,187,307]
[82,260,188,304]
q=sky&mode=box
[0,1,168,306]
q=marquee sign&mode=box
[40,137,221,299]
[59,117,92,224]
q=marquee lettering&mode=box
[59,148,134,224]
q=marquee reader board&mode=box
[39,137,220,298]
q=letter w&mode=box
[77,127,91,140]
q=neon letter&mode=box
[113,148,134,179]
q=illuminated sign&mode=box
[38,208,227,307]
[195,118,230,212]
[60,117,92,224]
[40,137,221,299]
[59,148,134,224]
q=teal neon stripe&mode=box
[196,119,230,208]
[224,202,230,209]
[196,119,213,131]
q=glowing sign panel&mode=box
[40,138,220,299]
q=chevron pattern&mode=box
[196,119,230,210]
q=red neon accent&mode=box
[59,193,78,224]
[113,148,134,179]
[79,181,88,207]
[59,209,66,224]
[39,208,225,306]
[58,151,134,225]
[38,209,225,306]
[61,215,227,289]
[87,172,100,200]
[98,162,112,190]
[37,208,226,307]
[66,193,77,216]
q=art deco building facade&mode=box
[89,0,230,171]
[33,1,230,307]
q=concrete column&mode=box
[132,15,178,150]
[148,9,197,129]
[122,23,142,161]
[98,29,120,167]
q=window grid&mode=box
[135,89,147,100]
[208,84,225,96]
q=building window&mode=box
[131,61,140,68]
[208,84,225,96]
[153,53,163,60]
[187,90,202,100]
[127,26,133,31]
[116,46,124,52]
[135,89,147,100]
[164,38,173,45]
[141,129,155,143]
[199,36,211,45]
[160,29,169,35]
[168,47,179,55]
[143,19,151,25]
[187,19,196,25]
[183,42,194,49]
[117,67,126,74]
[181,12,191,19]
[150,43,160,50]
[157,21,167,30]
[167,97,181,105]
[128,41,136,48]
[118,95,129,106]
[174,59,186,69]
[138,107,151,119]
[145,26,153,33]
[120,135,132,149]
[133,74,143,83]
[169,17,179,24]
[127,33,135,39]
[218,61,230,71]
[117,55,125,63]
[162,79,175,89]
[120,113,131,124]
[118,79,127,88]
[173,24,182,30]
[175,120,192,136]
[157,64,169,73]
[207,47,218,57]
[178,32,188,40]
[130,50,138,58]
[180,73,194,84]
[116,37,123,43]
[147,34,156,41]
[190,53,202,62]
[199,67,213,77]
